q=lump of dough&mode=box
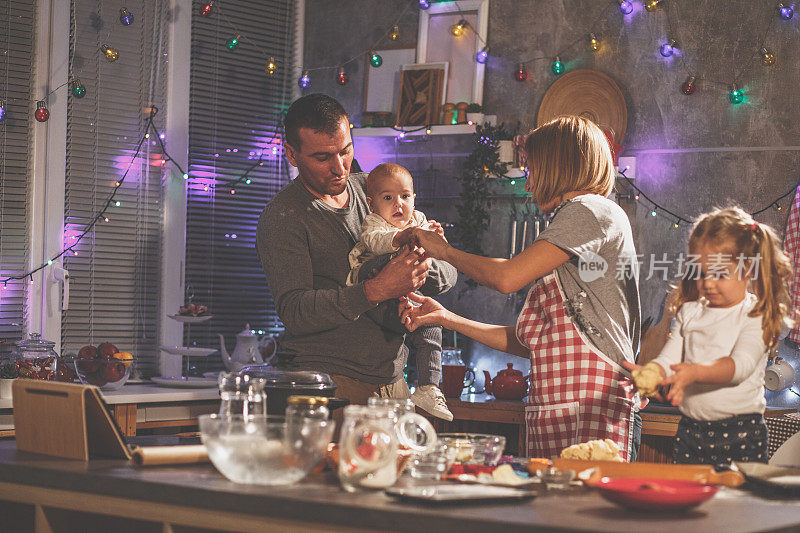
[560,439,622,462]
[632,362,663,397]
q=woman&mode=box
[403,116,641,460]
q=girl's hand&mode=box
[411,228,450,260]
[399,292,449,331]
[662,363,699,406]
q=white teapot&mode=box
[218,324,264,372]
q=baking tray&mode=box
[385,484,536,504]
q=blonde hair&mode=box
[673,206,793,348]
[523,115,616,209]
[366,162,412,197]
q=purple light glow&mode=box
[619,1,634,15]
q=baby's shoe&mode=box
[411,384,453,422]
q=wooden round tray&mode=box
[537,69,627,144]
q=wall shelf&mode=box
[351,124,477,138]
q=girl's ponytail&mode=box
[749,222,793,348]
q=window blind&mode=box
[0,0,35,357]
[184,0,295,369]
[61,0,169,377]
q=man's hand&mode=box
[391,227,415,248]
[364,246,430,304]
[662,363,699,406]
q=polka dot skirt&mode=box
[673,414,769,465]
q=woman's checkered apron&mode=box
[517,272,635,460]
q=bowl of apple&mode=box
[73,343,135,391]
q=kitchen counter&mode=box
[1,440,799,533]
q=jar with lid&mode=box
[286,395,330,421]
[10,333,58,380]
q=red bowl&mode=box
[594,477,718,511]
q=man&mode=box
[256,93,457,411]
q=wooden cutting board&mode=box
[552,458,745,487]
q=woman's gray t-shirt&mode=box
[535,194,641,366]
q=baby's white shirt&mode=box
[650,293,767,421]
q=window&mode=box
[184,0,296,366]
[61,0,170,377]
[0,0,35,355]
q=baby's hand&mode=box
[427,220,445,238]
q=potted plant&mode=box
[466,103,484,125]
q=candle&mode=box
[510,220,517,258]
[521,220,528,249]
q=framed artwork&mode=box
[416,0,489,106]
[363,47,417,115]
[396,64,446,126]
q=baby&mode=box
[347,163,452,421]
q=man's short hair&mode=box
[283,93,349,149]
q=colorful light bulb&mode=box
[418,0,430,9]
[226,34,240,50]
[298,71,311,89]
[101,45,119,62]
[618,0,634,15]
[34,101,49,122]
[199,1,215,16]
[515,63,528,81]
[389,25,400,41]
[778,2,794,19]
[551,56,564,75]
[659,38,678,57]
[369,51,383,67]
[70,78,86,98]
[475,47,488,63]
[119,7,134,25]
[645,0,662,12]
[450,19,467,37]
[681,75,697,95]
[0,100,6,122]
[760,47,776,66]
[265,57,277,77]
[336,67,349,85]
[588,33,600,52]
[728,83,744,104]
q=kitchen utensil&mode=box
[483,363,530,400]
[236,365,348,415]
[441,364,475,398]
[554,458,745,487]
[593,477,717,511]
[74,357,134,391]
[409,442,457,480]
[385,484,536,503]
[167,314,214,323]
[765,357,796,391]
[437,433,506,465]
[199,414,334,485]
[736,462,800,491]
[218,324,265,372]
[159,346,218,357]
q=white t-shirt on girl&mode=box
[650,293,767,421]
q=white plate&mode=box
[167,314,213,323]
[150,376,219,388]
[159,345,218,357]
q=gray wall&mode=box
[302,0,800,405]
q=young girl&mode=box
[402,115,641,460]
[627,207,793,464]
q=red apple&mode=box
[97,343,118,359]
[101,363,126,383]
[77,359,100,374]
[84,371,107,387]
[78,345,98,359]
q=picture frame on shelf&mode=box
[396,63,447,127]
[416,0,489,106]
[363,47,417,119]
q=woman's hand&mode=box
[411,228,450,260]
[662,363,699,406]
[622,361,667,405]
[399,291,449,331]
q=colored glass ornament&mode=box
[645,0,662,12]
[199,1,215,16]
[728,84,744,104]
[450,19,467,37]
[660,38,678,57]
[778,2,794,19]
[760,47,776,66]
[475,47,488,63]
[101,45,119,62]
[298,71,311,89]
[551,57,564,75]
[681,76,696,95]
[265,57,277,77]
[226,34,240,50]
[369,51,383,67]
[119,7,134,25]
[418,0,430,9]
[389,25,400,41]
[515,63,528,81]
[71,79,86,98]
[618,0,634,15]
[588,33,600,52]
[35,101,50,122]
[0,100,6,122]
[336,68,349,85]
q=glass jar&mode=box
[217,372,267,417]
[10,333,59,380]
[286,395,330,420]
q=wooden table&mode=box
[0,383,219,438]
